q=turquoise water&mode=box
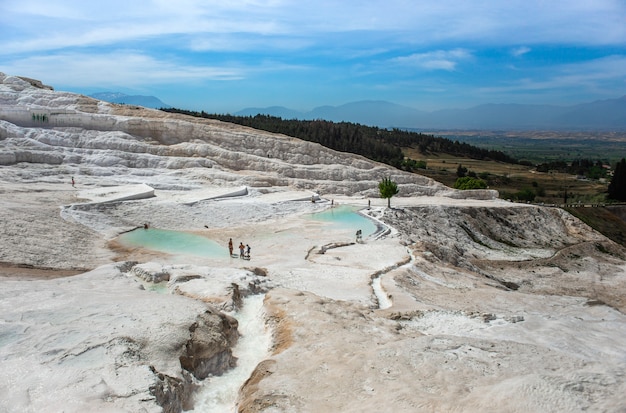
[309,205,378,236]
[118,228,227,258]
[117,207,377,257]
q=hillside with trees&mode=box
[161,109,517,170]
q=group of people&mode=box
[228,238,251,260]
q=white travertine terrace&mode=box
[1,73,625,413]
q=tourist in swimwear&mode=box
[239,242,245,258]
[228,238,233,256]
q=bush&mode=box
[454,176,487,190]
[401,158,427,172]
[515,188,536,202]
[456,164,468,177]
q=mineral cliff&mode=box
[1,73,625,412]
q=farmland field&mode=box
[404,130,626,205]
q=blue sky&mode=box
[1,0,625,113]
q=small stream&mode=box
[371,247,416,310]
[372,277,392,309]
[186,294,271,412]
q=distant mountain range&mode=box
[236,97,626,130]
[88,91,625,130]
[89,92,171,109]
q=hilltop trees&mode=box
[536,159,608,179]
[378,177,399,208]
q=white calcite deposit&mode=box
[1,73,625,412]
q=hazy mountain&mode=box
[89,92,171,109]
[550,96,626,129]
[307,100,429,127]
[236,96,626,130]
[235,101,427,128]
[235,105,303,119]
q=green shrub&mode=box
[515,188,536,202]
[454,176,487,190]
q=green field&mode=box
[404,130,626,204]
[406,150,607,205]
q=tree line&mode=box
[161,109,517,169]
[536,159,608,180]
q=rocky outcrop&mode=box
[129,262,171,283]
[149,367,196,413]
[147,308,239,412]
[383,204,626,312]
[179,308,239,380]
[16,76,54,90]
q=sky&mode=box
[1,0,625,113]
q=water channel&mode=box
[186,294,271,412]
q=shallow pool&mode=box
[308,205,378,237]
[116,206,378,258]
[118,228,227,258]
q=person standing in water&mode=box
[239,242,245,258]
[228,238,234,256]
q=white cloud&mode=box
[187,34,312,53]
[477,55,626,96]
[511,46,531,57]
[1,0,624,109]
[391,49,472,71]
[1,52,245,88]
[2,0,625,57]
[0,49,314,91]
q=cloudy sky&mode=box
[1,0,625,113]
